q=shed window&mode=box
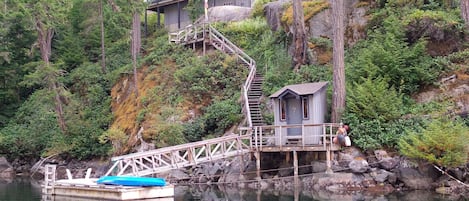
[280,99,286,121]
[302,97,309,119]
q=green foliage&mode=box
[347,78,403,121]
[183,98,241,141]
[153,123,187,148]
[183,118,206,142]
[99,127,128,154]
[0,10,38,127]
[347,13,438,95]
[203,98,242,134]
[399,118,469,167]
[343,113,426,150]
[0,90,61,161]
[185,0,204,22]
[175,52,246,103]
[251,0,274,18]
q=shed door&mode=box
[287,98,302,135]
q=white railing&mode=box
[250,123,342,151]
[104,134,251,176]
[207,26,256,128]
[169,24,257,128]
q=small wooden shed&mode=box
[147,0,253,31]
[269,82,328,146]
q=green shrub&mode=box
[153,123,187,148]
[347,13,438,95]
[0,90,61,161]
[343,113,426,150]
[399,118,469,167]
[203,98,242,134]
[252,0,274,18]
[183,118,206,142]
[347,77,404,121]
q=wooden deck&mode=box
[249,123,342,152]
[102,123,341,177]
[148,0,185,10]
[43,165,175,201]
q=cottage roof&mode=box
[269,82,328,98]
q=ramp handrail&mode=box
[105,134,252,176]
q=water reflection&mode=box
[174,185,458,201]
[0,178,459,201]
[0,177,42,201]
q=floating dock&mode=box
[43,165,174,200]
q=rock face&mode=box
[397,167,433,190]
[264,0,369,46]
[265,0,290,31]
[349,157,369,173]
[0,157,15,179]
[208,6,252,23]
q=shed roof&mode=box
[269,82,328,98]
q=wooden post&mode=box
[144,10,148,38]
[157,7,161,27]
[177,1,181,29]
[293,151,299,186]
[203,23,206,56]
[326,146,333,174]
[255,151,261,180]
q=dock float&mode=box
[43,165,174,200]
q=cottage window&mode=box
[302,97,309,119]
[280,99,286,121]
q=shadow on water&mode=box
[0,177,42,201]
[174,185,465,201]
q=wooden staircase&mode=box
[169,23,264,128]
[248,74,264,126]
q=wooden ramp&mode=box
[105,134,251,176]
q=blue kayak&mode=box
[97,176,166,187]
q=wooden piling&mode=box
[293,150,299,186]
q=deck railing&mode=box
[249,123,342,150]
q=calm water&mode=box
[0,178,460,201]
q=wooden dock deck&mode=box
[52,179,174,200]
[43,166,174,201]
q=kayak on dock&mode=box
[97,176,166,187]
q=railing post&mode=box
[260,126,263,150]
[254,126,258,149]
[323,125,327,150]
[302,124,305,147]
[279,125,283,149]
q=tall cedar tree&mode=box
[462,0,469,30]
[29,1,70,132]
[292,0,308,70]
[331,0,346,123]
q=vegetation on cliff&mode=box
[0,0,468,170]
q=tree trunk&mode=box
[462,0,469,30]
[292,0,308,71]
[131,12,141,97]
[100,0,107,73]
[35,16,67,132]
[331,0,346,123]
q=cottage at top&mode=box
[269,82,328,146]
[147,0,253,31]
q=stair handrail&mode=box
[169,23,258,128]
[169,23,206,44]
[207,25,256,128]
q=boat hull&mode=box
[97,176,166,187]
